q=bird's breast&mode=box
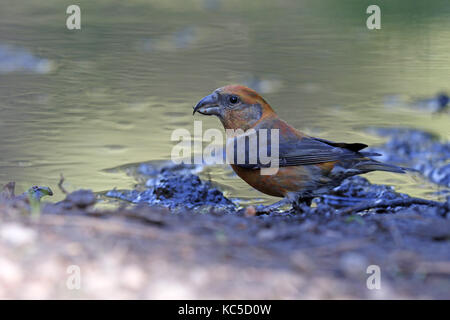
[230,164,330,198]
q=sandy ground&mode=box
[0,190,449,299]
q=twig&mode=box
[384,218,403,247]
[1,182,16,199]
[88,210,165,227]
[31,214,161,239]
[58,173,69,195]
[336,197,445,216]
[418,261,450,275]
[315,239,370,256]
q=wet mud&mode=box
[0,128,449,299]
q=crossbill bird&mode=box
[193,85,405,208]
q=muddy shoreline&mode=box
[0,128,449,299]
[1,185,449,299]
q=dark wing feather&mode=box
[277,136,367,167]
[311,137,368,152]
[231,132,375,169]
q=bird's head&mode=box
[193,85,276,130]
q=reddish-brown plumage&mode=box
[230,164,332,197]
[193,85,404,203]
[219,85,277,130]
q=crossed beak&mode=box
[193,93,221,116]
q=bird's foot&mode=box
[250,198,291,215]
[292,197,313,214]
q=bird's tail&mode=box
[355,160,406,174]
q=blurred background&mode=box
[0,0,449,203]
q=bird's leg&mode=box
[291,195,314,213]
[254,198,290,214]
[265,198,291,211]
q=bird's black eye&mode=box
[229,95,239,105]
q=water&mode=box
[0,0,449,203]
